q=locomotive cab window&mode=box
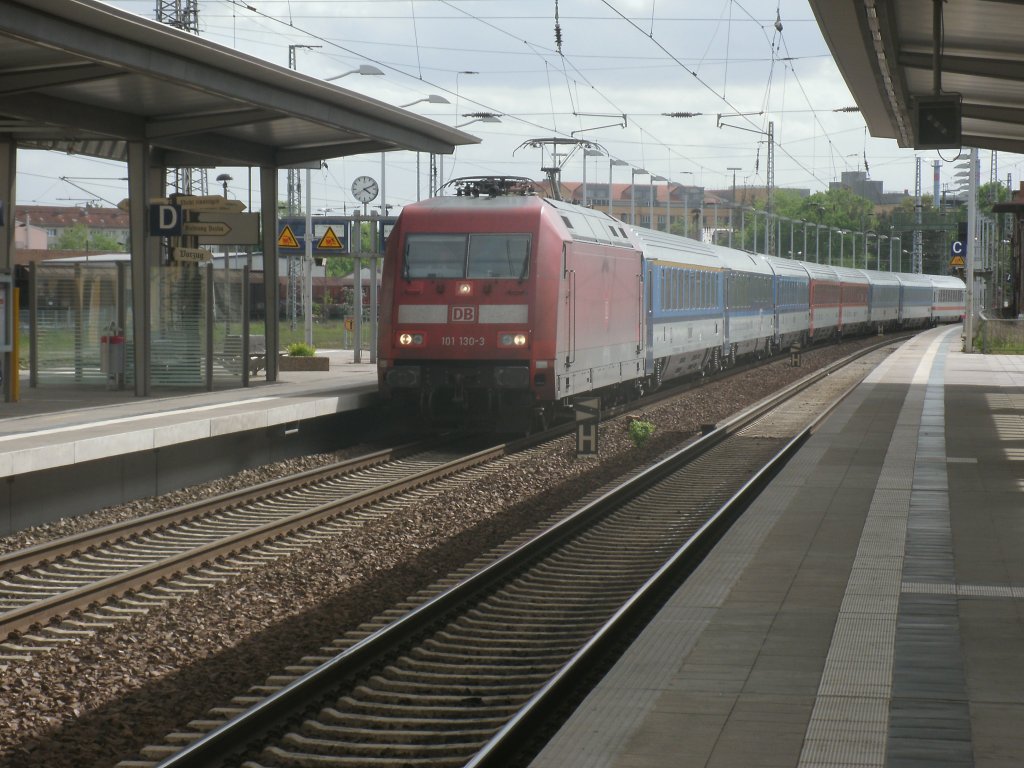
[404,234,466,278]
[467,234,531,279]
[404,233,531,279]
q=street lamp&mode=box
[727,167,741,244]
[678,171,693,238]
[582,148,605,206]
[651,174,667,230]
[214,173,234,325]
[608,159,628,217]
[455,114,501,128]
[401,94,450,108]
[631,168,649,226]
[815,224,826,263]
[215,173,232,198]
[326,64,384,81]
[727,167,741,203]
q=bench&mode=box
[221,334,266,376]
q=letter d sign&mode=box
[149,203,182,236]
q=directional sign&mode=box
[172,247,213,262]
[183,221,231,237]
[317,226,345,250]
[193,212,259,244]
[175,195,246,212]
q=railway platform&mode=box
[0,350,379,534]
[531,323,1024,768]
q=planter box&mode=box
[278,354,330,371]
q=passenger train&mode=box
[377,177,965,431]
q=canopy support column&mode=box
[127,141,160,396]
[261,167,280,381]
[0,139,14,403]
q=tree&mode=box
[54,222,125,252]
[729,187,877,264]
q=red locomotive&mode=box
[378,177,646,431]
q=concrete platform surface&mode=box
[531,324,1024,768]
[0,349,378,478]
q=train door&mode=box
[722,269,732,354]
[645,262,655,375]
[562,242,575,369]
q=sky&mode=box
[14,0,1024,214]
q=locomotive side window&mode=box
[405,234,467,278]
[468,234,532,279]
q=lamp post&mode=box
[727,167,741,243]
[216,173,232,198]
[651,174,667,230]
[215,174,233,332]
[666,179,673,234]
[679,171,693,238]
[582,148,605,206]
[608,159,628,217]
[631,167,649,226]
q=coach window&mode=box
[404,234,467,278]
[468,234,532,279]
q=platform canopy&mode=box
[0,0,479,167]
[808,0,1024,154]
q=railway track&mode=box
[1,333,883,657]
[0,436,521,653]
[123,340,893,768]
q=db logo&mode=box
[451,306,477,322]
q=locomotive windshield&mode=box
[404,234,531,280]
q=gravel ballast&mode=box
[0,338,895,768]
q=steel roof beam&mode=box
[3,93,146,139]
[145,109,280,140]
[0,62,124,95]
[899,51,1024,82]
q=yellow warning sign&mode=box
[317,226,344,250]
[277,225,300,249]
[950,254,965,267]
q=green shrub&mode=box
[285,341,316,357]
[628,418,655,447]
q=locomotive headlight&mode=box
[498,332,528,348]
[398,332,425,347]
[457,282,472,296]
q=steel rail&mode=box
[0,443,421,578]
[151,336,897,768]
[0,438,527,638]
